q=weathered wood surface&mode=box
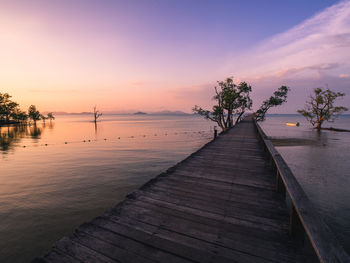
[34,117,332,263]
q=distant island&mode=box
[151,110,188,115]
[133,110,189,115]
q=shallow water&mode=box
[0,114,213,262]
[260,115,350,254]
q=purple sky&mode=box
[1,0,349,113]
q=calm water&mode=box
[261,115,350,254]
[1,114,349,262]
[0,114,213,262]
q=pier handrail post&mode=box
[276,171,286,198]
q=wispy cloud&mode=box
[223,0,350,111]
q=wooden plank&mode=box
[162,173,275,191]
[53,237,117,263]
[72,230,155,263]
[146,180,284,207]
[150,176,279,201]
[138,186,290,222]
[32,250,81,263]
[144,184,288,215]
[131,194,289,234]
[91,216,273,263]
[117,198,293,242]
[171,170,275,189]
[104,205,301,262]
[77,223,192,263]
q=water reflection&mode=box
[30,124,43,139]
[0,124,46,153]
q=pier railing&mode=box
[255,121,350,263]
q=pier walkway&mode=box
[34,117,349,263]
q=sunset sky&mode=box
[1,0,350,113]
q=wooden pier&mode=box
[34,116,350,263]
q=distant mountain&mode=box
[70,112,92,115]
[43,111,92,115]
[134,111,147,115]
[150,110,189,115]
[102,110,136,115]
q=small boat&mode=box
[286,122,300,127]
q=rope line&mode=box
[16,130,213,149]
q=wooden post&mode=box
[214,126,217,139]
[290,205,305,243]
[276,172,286,199]
[263,143,267,153]
[269,154,273,167]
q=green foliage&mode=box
[28,105,41,123]
[297,88,348,130]
[193,77,252,131]
[0,93,43,125]
[0,93,19,122]
[256,86,290,121]
[10,109,28,123]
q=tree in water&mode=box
[297,88,348,130]
[10,109,28,124]
[28,105,41,124]
[47,112,55,122]
[40,114,48,123]
[93,106,102,123]
[0,93,19,123]
[256,86,290,121]
[193,77,252,131]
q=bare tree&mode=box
[93,106,102,123]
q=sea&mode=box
[0,114,349,262]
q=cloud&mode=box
[225,0,350,79]
[339,73,350,78]
[266,63,339,79]
[222,0,350,112]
